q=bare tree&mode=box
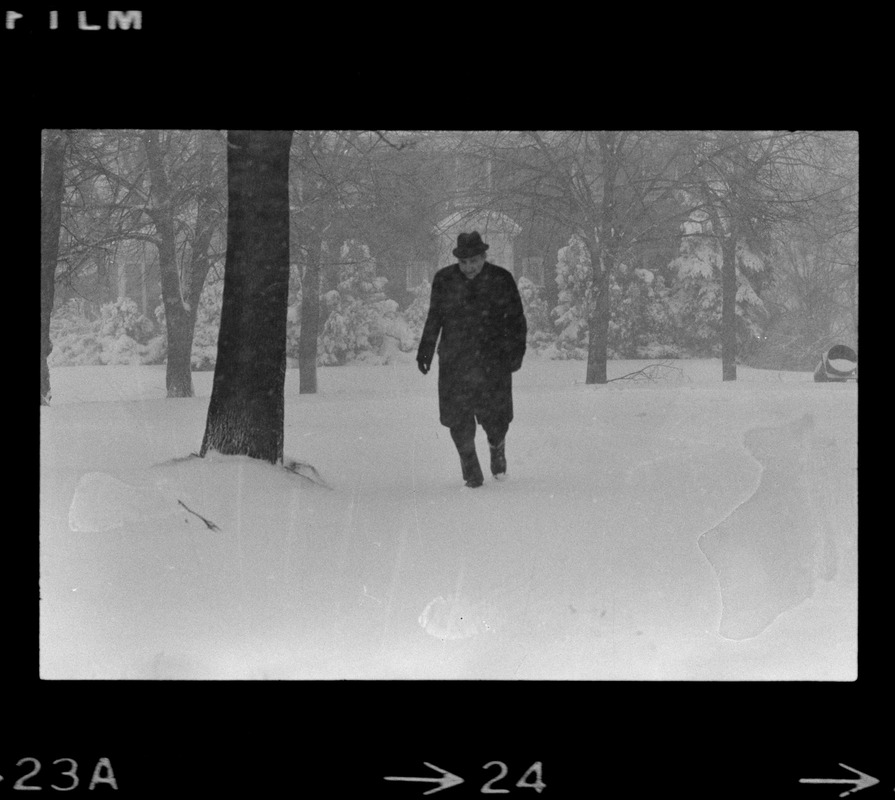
[288,130,422,392]
[199,130,294,464]
[678,131,831,379]
[41,129,68,404]
[56,130,226,393]
[290,130,333,395]
[143,129,224,396]
[59,131,157,311]
[471,131,688,383]
[761,132,858,368]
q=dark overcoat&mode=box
[417,262,527,429]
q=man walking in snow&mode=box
[417,231,527,487]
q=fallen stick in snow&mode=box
[177,499,221,531]
[608,362,687,383]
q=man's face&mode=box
[459,253,486,279]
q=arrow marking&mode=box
[384,762,464,795]
[799,763,880,797]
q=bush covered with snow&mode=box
[47,228,775,373]
[51,282,225,370]
[99,297,156,343]
[549,236,679,360]
[608,267,683,359]
[550,236,592,360]
[402,278,431,346]
[98,299,163,365]
[189,278,224,370]
[48,299,104,366]
[50,297,164,366]
[319,241,417,365]
[517,277,554,352]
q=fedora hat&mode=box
[452,231,489,259]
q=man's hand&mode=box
[417,356,430,375]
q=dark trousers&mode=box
[449,416,508,453]
[450,416,508,484]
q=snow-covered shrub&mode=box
[99,297,155,343]
[95,299,159,365]
[402,278,432,346]
[548,234,684,360]
[49,296,165,367]
[48,299,103,366]
[142,334,167,365]
[517,277,554,351]
[190,278,224,370]
[550,235,592,360]
[365,298,417,363]
[96,335,146,365]
[319,241,417,365]
[636,341,684,359]
[608,266,680,358]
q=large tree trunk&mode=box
[298,231,322,394]
[200,130,294,464]
[720,231,738,381]
[41,130,67,405]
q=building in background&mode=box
[432,210,522,276]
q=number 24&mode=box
[481,761,545,794]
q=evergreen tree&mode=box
[517,277,552,349]
[667,202,768,357]
[551,235,595,360]
[319,240,414,364]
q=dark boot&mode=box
[459,447,484,488]
[450,422,483,488]
[489,439,507,478]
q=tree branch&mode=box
[607,362,688,383]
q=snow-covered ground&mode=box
[39,356,857,680]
